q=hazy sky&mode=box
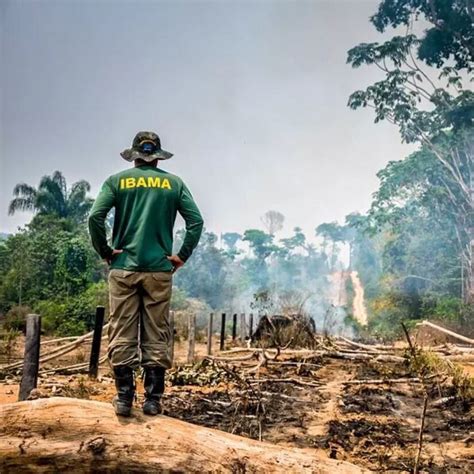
[1,0,415,239]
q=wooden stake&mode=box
[207,313,213,356]
[240,313,246,342]
[18,314,41,401]
[249,313,254,339]
[401,322,416,355]
[232,313,237,340]
[220,313,226,351]
[187,313,196,364]
[88,306,105,379]
[414,395,428,473]
[169,311,175,366]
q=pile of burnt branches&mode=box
[165,357,321,440]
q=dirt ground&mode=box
[1,333,473,473]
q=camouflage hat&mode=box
[120,131,173,162]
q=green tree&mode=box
[0,217,101,313]
[243,229,277,260]
[280,227,307,254]
[8,170,94,225]
[368,146,464,297]
[315,222,345,269]
[222,232,241,249]
[174,230,233,309]
[347,0,474,301]
[241,229,277,290]
[55,236,96,296]
[221,232,242,260]
[344,213,382,299]
[345,147,469,333]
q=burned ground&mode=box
[1,338,473,473]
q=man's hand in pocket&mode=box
[105,249,123,265]
[167,255,184,273]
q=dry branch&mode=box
[41,335,87,345]
[207,353,258,362]
[247,378,323,388]
[39,355,108,375]
[0,326,109,373]
[343,377,423,385]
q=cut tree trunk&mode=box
[0,397,368,473]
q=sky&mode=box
[0,0,415,240]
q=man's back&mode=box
[89,164,203,272]
[88,131,203,417]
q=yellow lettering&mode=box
[147,177,161,188]
[136,177,147,187]
[120,176,171,190]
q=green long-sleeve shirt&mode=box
[88,165,203,271]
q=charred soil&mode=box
[1,340,473,472]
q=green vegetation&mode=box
[1,172,332,336]
[8,170,93,225]
[342,0,474,337]
[1,1,472,340]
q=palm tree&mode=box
[8,171,94,225]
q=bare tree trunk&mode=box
[0,398,367,473]
[469,168,474,303]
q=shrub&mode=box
[34,300,67,334]
[0,329,21,362]
[31,282,109,336]
[4,305,32,332]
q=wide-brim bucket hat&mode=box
[121,131,173,162]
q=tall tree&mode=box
[220,232,242,260]
[261,210,285,235]
[243,229,277,260]
[222,232,241,250]
[344,213,382,298]
[347,0,474,301]
[173,230,232,309]
[280,227,307,254]
[368,146,464,296]
[8,171,94,225]
[315,222,345,269]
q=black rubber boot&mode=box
[112,366,135,417]
[143,366,165,416]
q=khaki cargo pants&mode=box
[108,269,173,369]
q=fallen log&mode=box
[0,397,367,473]
[416,321,474,345]
[337,336,397,353]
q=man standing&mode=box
[88,131,203,417]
